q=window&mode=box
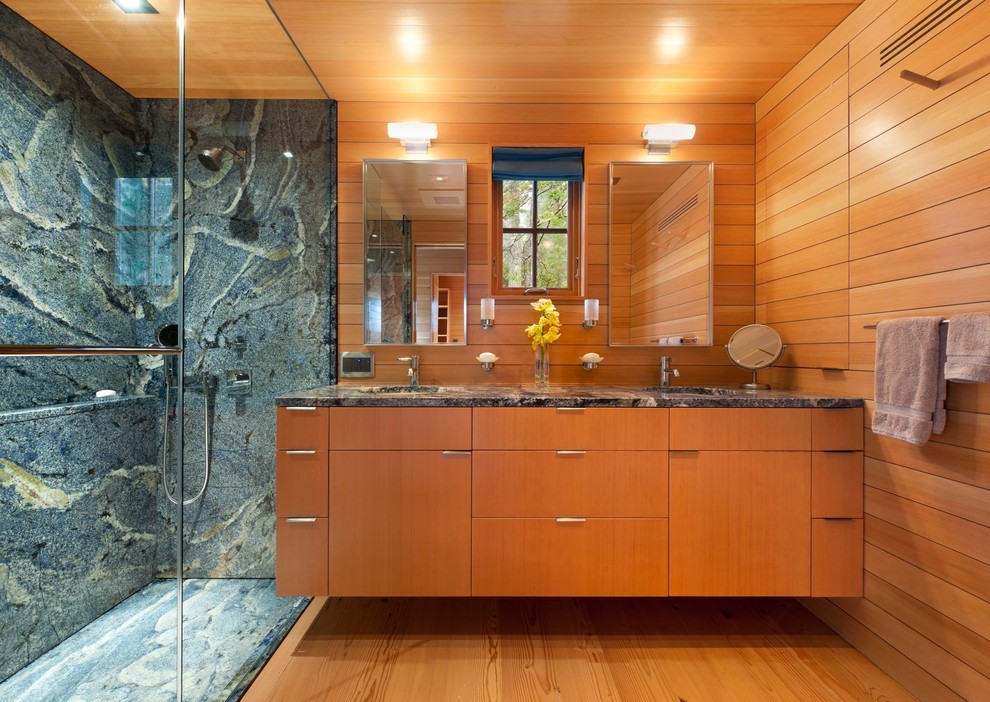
[491,147,583,297]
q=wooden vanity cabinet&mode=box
[327,407,472,596]
[668,407,864,597]
[810,408,864,597]
[275,402,862,599]
[471,407,669,596]
[275,407,329,596]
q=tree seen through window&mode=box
[500,180,569,289]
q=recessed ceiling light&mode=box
[113,0,159,14]
[398,27,425,60]
[283,151,294,158]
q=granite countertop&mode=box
[276,384,863,409]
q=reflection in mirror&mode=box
[609,161,713,346]
[364,160,467,344]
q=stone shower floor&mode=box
[0,578,308,702]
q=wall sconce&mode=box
[583,298,599,328]
[387,122,438,153]
[480,297,495,328]
[642,123,696,155]
[476,352,499,372]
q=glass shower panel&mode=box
[0,0,182,699]
[179,1,332,699]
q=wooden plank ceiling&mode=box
[7,0,864,103]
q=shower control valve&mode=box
[225,368,252,395]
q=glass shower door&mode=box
[0,0,184,699]
[177,1,332,699]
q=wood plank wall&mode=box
[338,104,755,385]
[628,165,712,344]
[756,0,990,699]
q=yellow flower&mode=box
[531,298,555,313]
[524,297,561,350]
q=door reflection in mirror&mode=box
[364,160,467,345]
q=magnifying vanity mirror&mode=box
[726,323,786,389]
[364,160,467,345]
[608,161,713,346]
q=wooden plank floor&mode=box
[243,597,917,702]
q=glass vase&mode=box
[534,345,551,386]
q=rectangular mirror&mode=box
[609,161,714,346]
[364,160,467,344]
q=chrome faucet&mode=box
[659,356,680,388]
[397,355,419,386]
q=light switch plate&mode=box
[340,351,374,378]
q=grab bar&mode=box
[0,345,181,356]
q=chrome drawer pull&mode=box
[823,517,857,522]
[555,407,585,413]
[285,450,317,455]
[286,517,318,523]
[285,406,317,411]
[556,450,586,455]
[442,450,472,456]
[555,517,586,523]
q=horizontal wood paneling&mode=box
[338,103,755,385]
[757,0,990,699]
[625,165,712,344]
[271,1,863,104]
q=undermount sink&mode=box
[648,386,745,397]
[352,385,443,394]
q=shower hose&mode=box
[161,369,211,505]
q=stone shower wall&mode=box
[0,2,164,407]
[153,97,334,578]
[0,398,161,682]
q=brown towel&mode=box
[872,317,945,445]
[945,313,990,383]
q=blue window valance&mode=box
[492,147,584,182]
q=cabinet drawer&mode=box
[812,519,863,597]
[812,408,864,451]
[276,450,328,517]
[275,517,328,596]
[473,450,667,517]
[669,408,810,450]
[812,452,863,518]
[473,407,668,450]
[276,406,329,450]
[472,518,667,596]
[328,407,471,450]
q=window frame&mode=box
[491,178,583,299]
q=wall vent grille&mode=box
[657,194,699,232]
[880,0,974,67]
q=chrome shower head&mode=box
[197,145,246,172]
[198,147,223,171]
